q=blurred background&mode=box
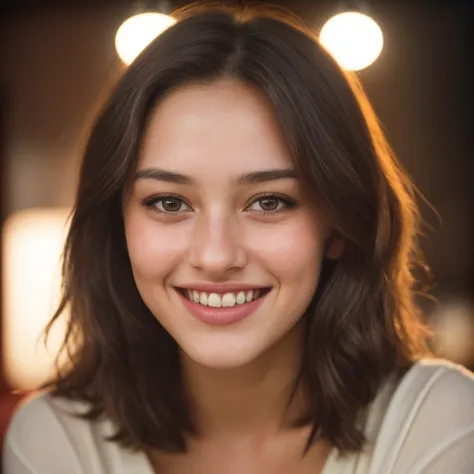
[0,0,473,450]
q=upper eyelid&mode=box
[142,194,191,206]
[247,192,295,202]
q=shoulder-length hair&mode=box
[44,2,432,456]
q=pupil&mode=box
[163,199,181,212]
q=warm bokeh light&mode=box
[2,208,71,390]
[115,12,176,65]
[319,11,384,71]
[431,300,474,366]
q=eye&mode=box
[246,193,296,214]
[141,194,192,214]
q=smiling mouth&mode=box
[175,287,272,308]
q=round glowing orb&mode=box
[115,12,176,65]
[320,12,383,71]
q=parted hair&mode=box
[43,2,432,457]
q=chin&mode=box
[180,338,266,370]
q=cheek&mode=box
[123,211,188,280]
[246,216,326,284]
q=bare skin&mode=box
[147,428,332,474]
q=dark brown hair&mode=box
[44,2,432,457]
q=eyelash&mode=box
[140,192,297,216]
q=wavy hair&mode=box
[43,2,432,456]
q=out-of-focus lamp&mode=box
[2,208,71,390]
[320,9,383,71]
[431,300,474,366]
[115,12,176,65]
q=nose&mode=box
[188,211,247,277]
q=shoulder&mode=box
[389,358,474,409]
[396,358,474,425]
[370,358,474,474]
[402,357,474,392]
[3,391,115,473]
[6,390,94,439]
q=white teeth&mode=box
[221,293,236,307]
[207,293,221,307]
[236,291,246,304]
[199,292,208,305]
[185,289,265,306]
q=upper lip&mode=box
[175,283,271,293]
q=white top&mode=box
[3,359,474,473]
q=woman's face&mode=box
[123,78,340,369]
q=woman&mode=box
[4,4,474,473]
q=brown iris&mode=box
[258,198,279,211]
[161,198,182,212]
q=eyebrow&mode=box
[134,167,298,185]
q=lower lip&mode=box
[177,290,268,325]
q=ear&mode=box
[325,236,344,260]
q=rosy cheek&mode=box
[246,218,323,274]
[125,214,189,277]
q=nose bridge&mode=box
[189,207,245,273]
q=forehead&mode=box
[138,79,293,175]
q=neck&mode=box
[180,322,307,438]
